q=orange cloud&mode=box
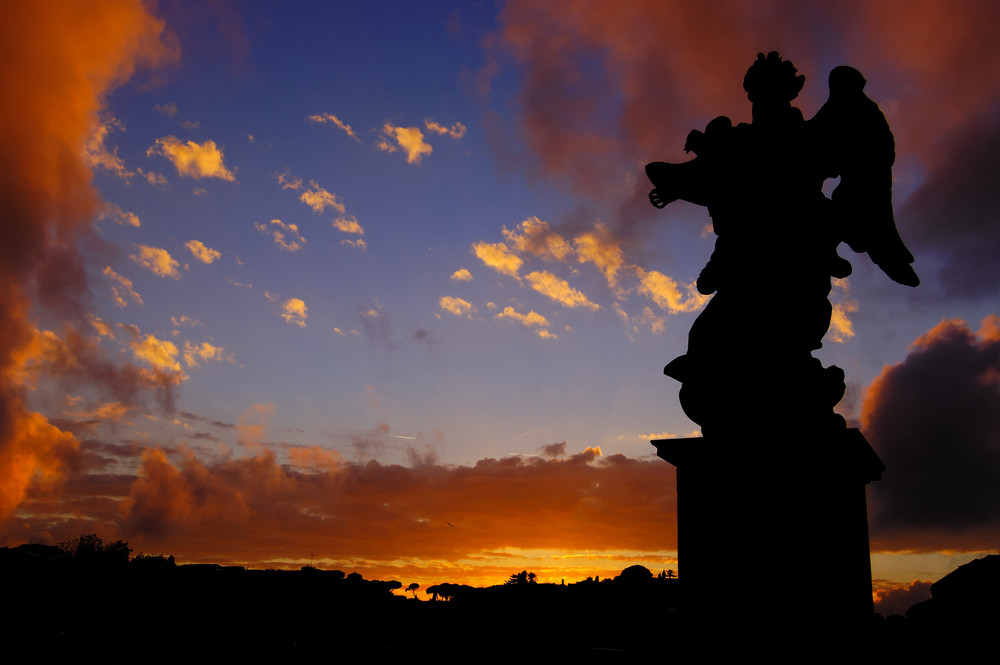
[308,113,360,142]
[450,268,472,282]
[340,238,367,251]
[149,136,236,181]
[131,334,183,374]
[526,271,599,311]
[471,241,523,279]
[182,341,233,368]
[380,122,433,164]
[113,446,677,565]
[827,279,858,344]
[502,217,572,262]
[496,305,555,339]
[103,266,143,308]
[635,268,706,313]
[85,116,134,181]
[573,223,625,290]
[299,181,345,214]
[424,119,467,139]
[185,239,221,264]
[439,296,476,318]
[99,202,141,228]
[0,0,175,520]
[130,244,181,279]
[255,219,305,252]
[280,298,308,327]
[332,215,364,235]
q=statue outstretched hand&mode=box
[649,188,675,209]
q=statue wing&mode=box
[812,66,919,287]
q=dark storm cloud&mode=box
[901,118,1000,300]
[863,317,1000,549]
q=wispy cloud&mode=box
[103,267,143,307]
[635,268,706,313]
[153,101,178,116]
[340,238,367,251]
[424,118,467,139]
[828,278,858,343]
[99,203,141,228]
[308,113,360,142]
[85,116,134,181]
[496,305,556,339]
[255,219,305,252]
[182,341,234,368]
[526,271,599,311]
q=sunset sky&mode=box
[2,0,998,609]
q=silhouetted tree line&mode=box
[2,536,995,659]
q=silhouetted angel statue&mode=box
[646,52,918,436]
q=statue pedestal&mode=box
[653,428,884,633]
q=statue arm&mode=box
[645,159,710,208]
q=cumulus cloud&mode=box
[379,122,433,164]
[308,113,360,142]
[635,268,706,313]
[130,334,183,374]
[149,136,236,181]
[439,296,476,318]
[863,317,1000,551]
[185,239,221,264]
[299,180,345,214]
[332,215,364,235]
[471,241,523,279]
[526,271,600,311]
[451,268,472,282]
[280,298,308,327]
[130,244,181,279]
[424,119,467,139]
[103,266,143,308]
[255,219,305,252]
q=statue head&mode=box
[828,65,866,96]
[743,52,805,107]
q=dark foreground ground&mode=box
[3,545,993,663]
